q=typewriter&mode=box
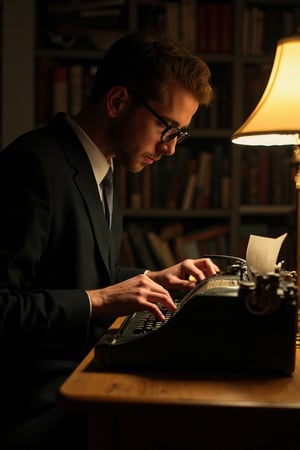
[94,255,298,375]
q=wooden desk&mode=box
[59,346,300,450]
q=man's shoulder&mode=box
[11,113,71,147]
[2,113,78,159]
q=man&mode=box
[0,32,219,449]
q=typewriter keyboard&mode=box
[132,300,181,335]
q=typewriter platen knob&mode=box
[239,274,281,316]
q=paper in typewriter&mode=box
[246,233,287,279]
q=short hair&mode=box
[89,31,213,106]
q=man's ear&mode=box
[106,86,129,117]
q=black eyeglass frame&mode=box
[128,90,190,144]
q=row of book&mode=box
[241,146,294,206]
[194,63,233,130]
[131,1,234,56]
[40,1,234,55]
[119,222,230,270]
[243,5,300,56]
[117,144,295,211]
[36,61,272,133]
[129,1,232,55]
[165,1,234,55]
[36,60,272,133]
[39,1,299,59]
[39,0,127,50]
[37,59,271,132]
[119,221,296,271]
[36,58,234,129]
[36,59,98,124]
[117,144,231,211]
[129,2,296,57]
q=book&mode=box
[165,147,191,209]
[36,57,53,124]
[69,64,83,115]
[180,0,197,52]
[181,157,198,210]
[271,148,284,205]
[193,151,213,209]
[211,144,223,208]
[243,63,271,118]
[248,7,265,55]
[221,157,231,209]
[127,172,142,209]
[257,147,270,205]
[115,162,127,208]
[281,147,294,205]
[118,230,137,267]
[145,231,176,269]
[196,2,208,53]
[165,1,180,41]
[244,149,260,205]
[142,166,151,209]
[219,3,233,54]
[149,161,162,209]
[52,65,68,114]
[174,225,230,260]
[126,222,157,270]
[206,3,219,53]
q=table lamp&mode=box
[231,32,300,287]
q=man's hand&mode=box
[145,257,220,291]
[87,274,176,321]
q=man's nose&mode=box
[158,139,177,156]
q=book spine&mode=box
[52,65,68,114]
[206,3,219,53]
[36,57,53,124]
[165,2,180,41]
[69,64,83,115]
[181,158,198,210]
[196,3,207,53]
[180,0,197,52]
[219,3,233,54]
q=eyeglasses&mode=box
[129,90,190,144]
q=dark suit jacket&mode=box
[0,113,143,448]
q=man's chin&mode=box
[130,163,146,173]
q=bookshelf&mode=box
[1,0,299,269]
[233,0,299,269]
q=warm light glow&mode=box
[233,133,299,146]
[231,33,300,290]
[232,34,300,146]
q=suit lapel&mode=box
[48,114,113,275]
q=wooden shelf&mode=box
[124,208,231,219]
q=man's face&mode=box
[110,82,199,173]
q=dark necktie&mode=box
[102,167,113,228]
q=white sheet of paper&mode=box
[246,233,287,279]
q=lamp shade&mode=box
[232,34,300,146]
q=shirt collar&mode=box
[65,114,113,185]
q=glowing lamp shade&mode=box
[232,34,300,146]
